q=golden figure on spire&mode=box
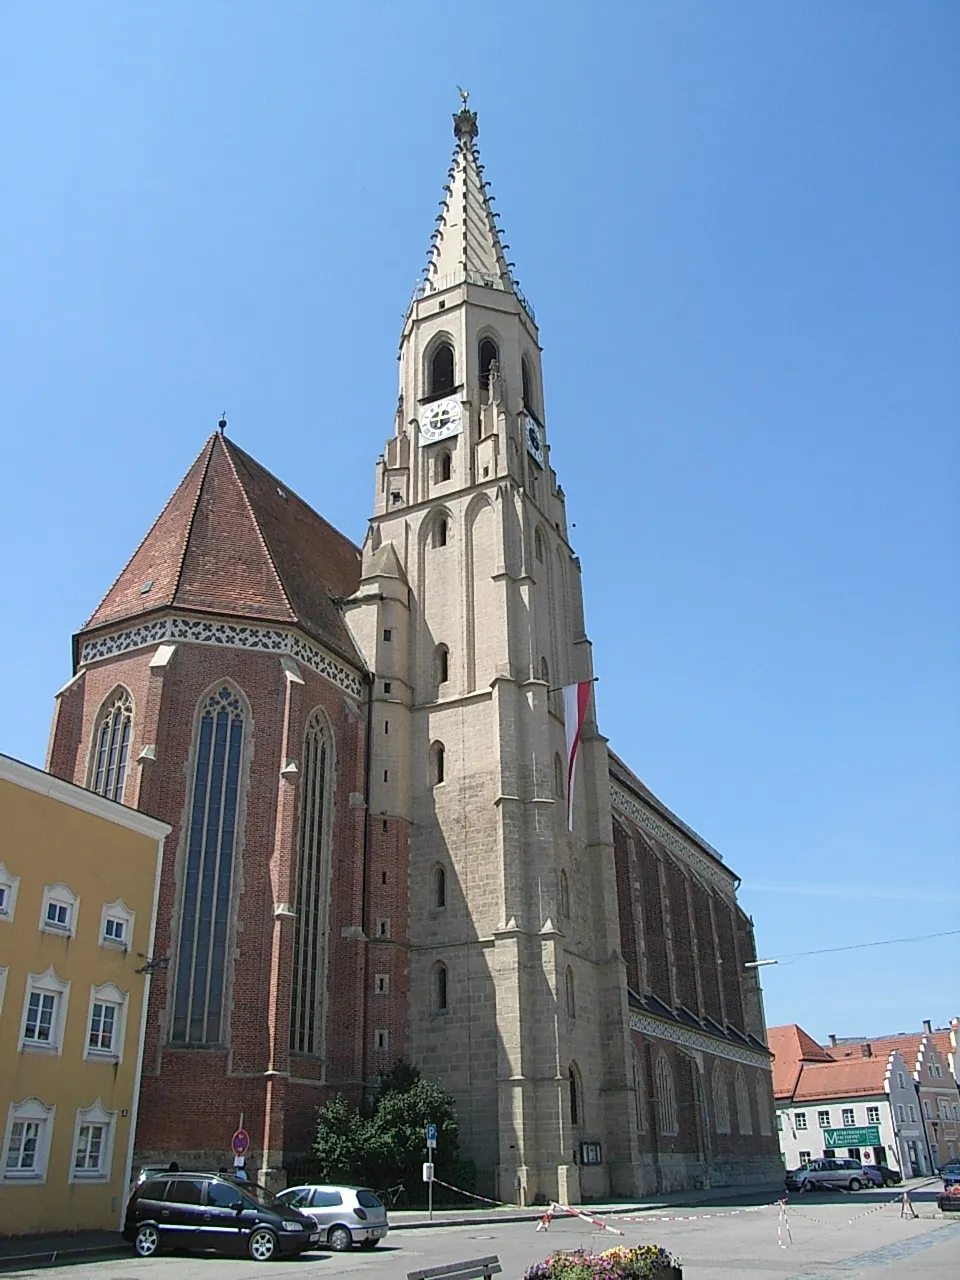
[457,86,469,109]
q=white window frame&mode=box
[40,883,80,939]
[0,863,20,923]
[69,1099,116,1183]
[795,1111,807,1130]
[842,1107,856,1126]
[866,1106,880,1125]
[0,968,6,1019]
[83,983,128,1064]
[818,1109,831,1128]
[19,967,70,1055]
[923,1100,932,1118]
[1,1098,55,1183]
[908,1104,917,1122]
[897,1071,906,1089]
[99,898,135,951]
[897,1104,905,1122]
[374,1029,389,1051]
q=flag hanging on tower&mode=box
[562,681,593,831]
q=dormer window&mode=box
[430,343,455,395]
[100,900,135,950]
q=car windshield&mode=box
[229,1180,286,1210]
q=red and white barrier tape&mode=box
[778,1200,792,1250]
[538,1203,624,1235]
[429,1177,510,1208]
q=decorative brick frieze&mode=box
[610,783,733,894]
[79,616,365,699]
[630,1011,770,1070]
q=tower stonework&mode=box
[344,104,639,1203]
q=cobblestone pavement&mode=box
[2,1186,958,1279]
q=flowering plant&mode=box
[524,1244,680,1279]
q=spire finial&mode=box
[218,411,227,434]
[453,87,478,143]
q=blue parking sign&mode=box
[425,1123,438,1147]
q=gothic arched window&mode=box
[431,342,455,395]
[756,1074,772,1136]
[735,1067,753,1135]
[431,741,445,786]
[655,1053,679,1135]
[433,864,446,909]
[534,527,545,562]
[568,1064,582,1126]
[712,1062,731,1134]
[565,966,576,1018]
[479,337,499,390]
[521,356,535,412]
[436,644,449,688]
[172,685,247,1045]
[89,688,133,802]
[435,962,448,1012]
[559,868,570,918]
[436,450,452,483]
[433,515,449,548]
[291,711,332,1055]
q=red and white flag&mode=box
[562,681,593,831]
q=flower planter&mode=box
[939,1195,960,1213]
[524,1246,681,1278]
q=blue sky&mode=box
[1,2,957,1041]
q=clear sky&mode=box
[1,2,957,1042]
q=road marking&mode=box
[788,1219,960,1278]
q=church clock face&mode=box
[419,397,463,444]
[524,413,544,467]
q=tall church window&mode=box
[655,1053,679,1135]
[540,656,549,684]
[430,342,455,395]
[756,1075,772,1136]
[565,966,576,1018]
[712,1062,731,1134]
[534,527,545,562]
[290,711,332,1055]
[436,644,449,688]
[431,741,445,786]
[479,337,499,391]
[568,1064,582,1126]
[433,864,446,909]
[435,962,448,1012]
[554,755,565,801]
[433,515,449,548]
[521,356,536,412]
[172,686,246,1045]
[735,1067,753,1134]
[559,868,570,917]
[89,689,133,802]
[436,450,452,483]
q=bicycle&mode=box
[380,1181,406,1207]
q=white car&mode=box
[275,1185,389,1251]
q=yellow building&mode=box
[0,753,169,1235]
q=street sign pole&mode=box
[425,1123,438,1221]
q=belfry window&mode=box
[521,356,535,412]
[430,343,455,395]
[479,338,499,392]
[89,689,133,802]
[434,864,446,909]
[431,741,445,786]
[436,450,452,483]
[171,686,246,1045]
[291,712,332,1055]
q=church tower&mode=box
[344,101,637,1202]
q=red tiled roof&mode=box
[827,1034,923,1074]
[81,434,363,664]
[767,1024,832,1100]
[792,1055,892,1102]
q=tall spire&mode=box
[421,94,517,300]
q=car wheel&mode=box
[800,1180,814,1194]
[248,1228,278,1262]
[848,1178,862,1192]
[328,1225,353,1252]
[134,1225,160,1258]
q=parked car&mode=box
[275,1184,389,1251]
[785,1158,865,1193]
[861,1164,902,1187]
[939,1159,960,1189]
[124,1171,319,1262]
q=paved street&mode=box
[2,1185,958,1280]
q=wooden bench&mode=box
[407,1257,502,1280]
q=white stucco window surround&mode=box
[83,983,128,1063]
[39,883,80,938]
[69,1099,116,1183]
[0,863,20,922]
[19,967,70,1055]
[0,968,6,1018]
[99,899,135,950]
[1,1098,55,1183]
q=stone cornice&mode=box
[78,615,364,700]
[629,1011,771,1070]
[610,782,735,895]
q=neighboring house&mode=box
[827,1025,960,1170]
[0,754,168,1233]
[769,1025,930,1176]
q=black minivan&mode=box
[124,1172,320,1261]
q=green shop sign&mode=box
[823,1126,881,1148]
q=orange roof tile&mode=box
[792,1054,892,1102]
[81,434,363,665]
[767,1024,832,1100]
